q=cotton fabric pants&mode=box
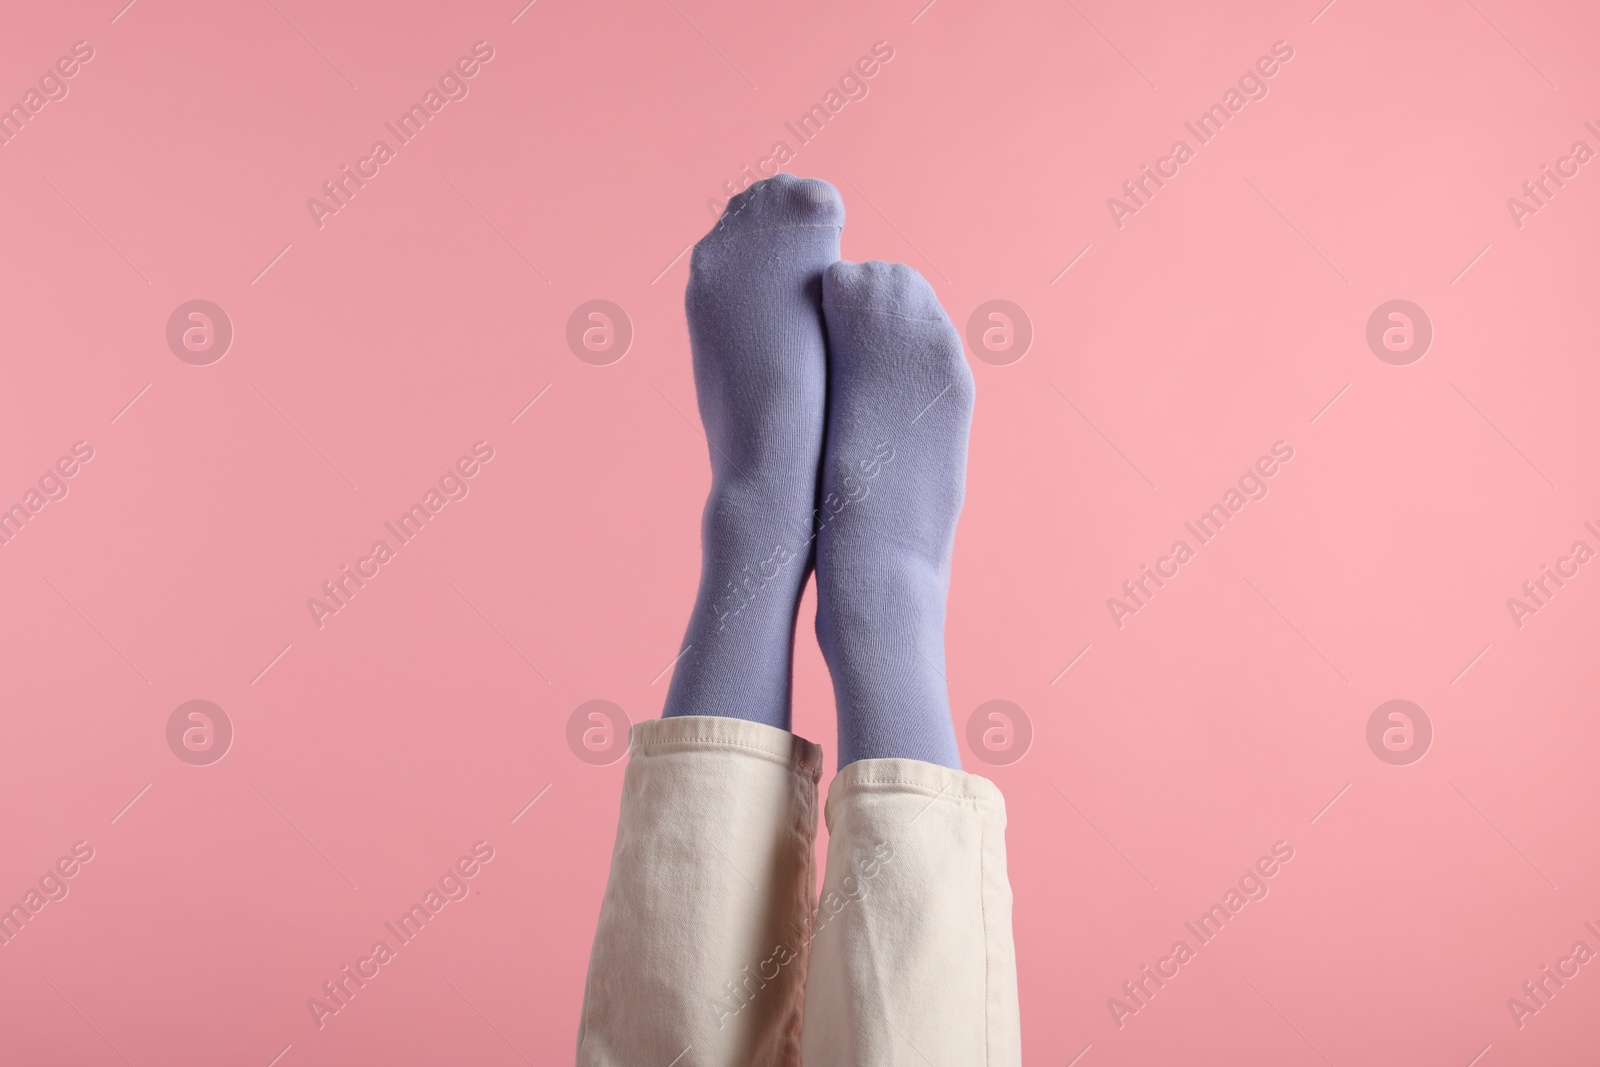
[575,715,1021,1066]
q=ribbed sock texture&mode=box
[661,175,844,730]
[816,261,973,769]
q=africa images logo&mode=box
[306,42,496,230]
[1105,40,1295,229]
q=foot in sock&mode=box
[816,261,974,769]
[661,175,844,730]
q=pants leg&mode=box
[576,715,824,1067]
[799,758,1021,1066]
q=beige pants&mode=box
[576,715,1021,1066]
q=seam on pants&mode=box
[825,766,1002,804]
[634,735,818,777]
[829,778,996,801]
[980,808,992,1066]
[791,776,817,1066]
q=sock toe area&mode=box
[823,261,974,412]
[823,260,950,324]
[703,174,844,243]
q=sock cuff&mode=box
[824,756,1006,823]
[632,715,823,782]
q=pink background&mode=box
[2,0,1598,1063]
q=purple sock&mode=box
[661,176,844,730]
[815,261,973,769]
